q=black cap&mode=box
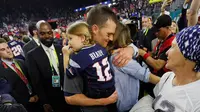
[153,14,172,31]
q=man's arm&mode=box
[26,53,48,105]
[187,0,200,26]
[144,57,166,71]
[65,91,117,106]
[178,0,190,31]
[63,71,117,107]
[139,49,166,71]
[161,0,172,15]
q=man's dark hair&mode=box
[28,22,37,36]
[86,5,117,28]
[0,38,7,44]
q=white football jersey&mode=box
[153,72,200,112]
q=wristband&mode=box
[143,53,150,60]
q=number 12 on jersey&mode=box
[92,57,113,82]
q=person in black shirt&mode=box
[139,14,175,97]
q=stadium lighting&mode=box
[86,5,94,9]
[108,3,112,7]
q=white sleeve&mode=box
[153,72,173,97]
[128,43,139,58]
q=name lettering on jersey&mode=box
[10,41,17,46]
[89,50,104,60]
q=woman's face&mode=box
[166,38,186,70]
[170,22,177,34]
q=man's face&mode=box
[155,27,167,40]
[38,24,53,40]
[142,17,148,30]
[38,24,54,47]
[0,43,13,59]
[92,19,116,48]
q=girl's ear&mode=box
[80,35,86,42]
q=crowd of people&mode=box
[0,0,165,37]
[0,0,200,112]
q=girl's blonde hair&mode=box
[67,21,94,45]
[107,22,132,52]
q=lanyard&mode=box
[13,61,32,95]
[13,61,25,76]
[47,49,59,75]
[144,29,149,36]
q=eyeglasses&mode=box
[39,31,53,35]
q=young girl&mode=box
[108,22,160,112]
[62,21,115,99]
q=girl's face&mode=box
[67,34,85,52]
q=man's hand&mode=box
[62,45,73,56]
[161,0,172,12]
[112,46,133,67]
[43,104,54,112]
[29,95,39,102]
[103,91,118,105]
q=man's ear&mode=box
[91,24,99,35]
[33,30,37,35]
[36,31,39,36]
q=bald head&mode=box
[37,22,54,47]
[39,22,52,31]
